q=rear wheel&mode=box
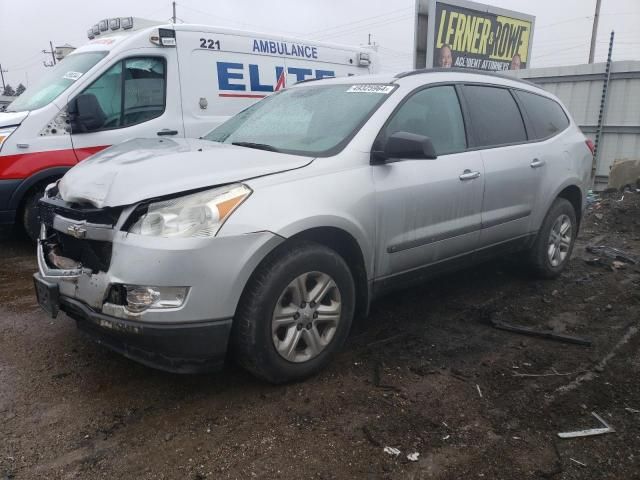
[527,198,577,278]
[232,241,355,384]
[21,186,45,242]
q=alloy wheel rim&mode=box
[547,214,572,267]
[271,271,341,363]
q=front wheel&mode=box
[527,198,577,278]
[232,241,355,384]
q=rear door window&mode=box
[463,85,527,148]
[514,90,569,140]
[383,85,467,155]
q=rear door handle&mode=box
[530,158,545,168]
[459,169,481,181]
[157,129,178,136]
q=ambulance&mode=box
[0,17,378,238]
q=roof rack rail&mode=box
[293,76,330,86]
[394,67,537,87]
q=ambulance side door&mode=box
[67,48,184,160]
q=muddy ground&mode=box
[1,191,639,480]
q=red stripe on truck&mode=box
[74,145,111,161]
[0,145,110,180]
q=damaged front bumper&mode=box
[33,277,232,373]
[34,191,283,373]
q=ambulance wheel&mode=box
[21,186,44,242]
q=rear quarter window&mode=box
[462,85,527,148]
[514,90,570,140]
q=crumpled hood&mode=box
[59,138,313,208]
[0,111,28,128]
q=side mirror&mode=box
[68,94,106,133]
[371,131,437,164]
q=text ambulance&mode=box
[0,17,377,238]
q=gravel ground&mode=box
[1,191,639,479]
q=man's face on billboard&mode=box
[510,54,522,70]
[439,45,452,68]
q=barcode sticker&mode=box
[346,84,394,94]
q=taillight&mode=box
[585,139,595,156]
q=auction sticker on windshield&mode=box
[63,71,83,81]
[346,84,394,94]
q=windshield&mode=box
[7,52,108,112]
[204,84,396,156]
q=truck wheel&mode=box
[232,240,355,384]
[527,198,577,278]
[21,186,45,242]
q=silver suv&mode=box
[34,70,593,383]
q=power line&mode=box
[179,3,305,36]
[4,52,43,70]
[535,44,586,60]
[536,16,592,30]
[312,14,413,40]
[306,6,413,36]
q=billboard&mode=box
[414,0,535,72]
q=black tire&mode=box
[21,186,45,242]
[232,240,355,384]
[527,198,577,278]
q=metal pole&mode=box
[592,30,614,179]
[0,64,6,91]
[172,1,177,24]
[588,0,602,64]
[49,41,56,65]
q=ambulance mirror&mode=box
[68,94,107,133]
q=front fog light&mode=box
[125,286,188,313]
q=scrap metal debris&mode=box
[490,319,592,346]
[558,412,615,439]
[383,446,401,457]
[570,458,587,467]
[586,245,638,265]
[513,368,587,378]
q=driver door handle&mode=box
[530,158,545,168]
[157,129,178,136]
[459,169,481,181]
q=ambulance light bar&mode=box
[87,17,134,39]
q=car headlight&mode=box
[0,127,17,152]
[128,184,251,238]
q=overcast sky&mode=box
[0,0,638,88]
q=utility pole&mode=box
[368,33,371,46]
[0,64,7,91]
[588,0,602,63]
[43,41,57,67]
[49,41,56,65]
[172,1,177,24]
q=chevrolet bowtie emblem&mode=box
[67,224,87,239]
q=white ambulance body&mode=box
[0,17,377,237]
